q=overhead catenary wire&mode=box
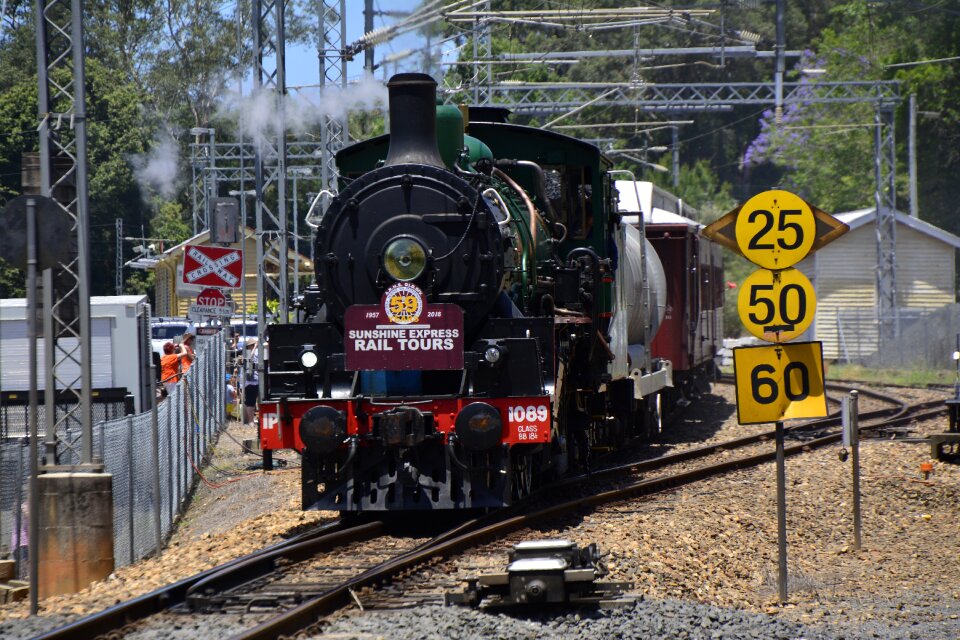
[885,55,960,68]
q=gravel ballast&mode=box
[1,383,958,639]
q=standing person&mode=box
[179,332,197,374]
[159,341,182,396]
[243,339,259,425]
[225,374,238,418]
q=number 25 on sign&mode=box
[733,342,828,424]
[735,190,815,269]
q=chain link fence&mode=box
[836,304,960,370]
[1,331,227,576]
[1,390,130,440]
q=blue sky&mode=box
[285,1,429,88]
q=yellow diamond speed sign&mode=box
[733,342,827,424]
[734,190,815,269]
[737,267,816,343]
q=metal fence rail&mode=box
[0,390,129,440]
[0,332,227,575]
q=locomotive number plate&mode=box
[504,401,551,444]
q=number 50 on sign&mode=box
[733,342,827,424]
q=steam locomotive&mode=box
[258,73,722,512]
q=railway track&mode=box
[33,386,945,640]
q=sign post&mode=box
[842,390,862,550]
[705,189,848,604]
[775,419,787,602]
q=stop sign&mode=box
[197,288,228,308]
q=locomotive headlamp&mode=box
[383,236,427,281]
[484,345,503,365]
[454,402,503,452]
[299,345,320,370]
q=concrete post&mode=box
[37,473,114,599]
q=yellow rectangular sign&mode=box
[733,341,828,424]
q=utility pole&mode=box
[874,105,899,346]
[774,0,785,123]
[115,218,122,295]
[252,0,290,435]
[35,0,94,466]
[364,0,374,73]
[318,0,348,195]
[671,125,680,189]
[909,94,918,218]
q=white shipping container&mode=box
[0,295,153,412]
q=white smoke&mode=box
[130,136,182,200]
[218,73,388,146]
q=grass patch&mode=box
[719,363,955,387]
[825,363,955,387]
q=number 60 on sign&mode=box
[732,342,828,424]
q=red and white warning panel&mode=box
[181,245,243,289]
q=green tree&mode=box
[0,258,25,298]
[742,1,960,228]
[150,200,192,247]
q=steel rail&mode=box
[184,521,383,610]
[36,385,937,640]
[32,520,352,640]
[184,511,501,612]
[232,397,942,640]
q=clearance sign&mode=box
[344,282,464,371]
[705,190,848,424]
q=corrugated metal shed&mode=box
[794,207,960,361]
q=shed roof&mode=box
[835,207,960,250]
[1,295,148,308]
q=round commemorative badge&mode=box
[384,282,423,325]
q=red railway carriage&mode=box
[646,220,724,396]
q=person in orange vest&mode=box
[179,332,196,374]
[160,342,181,396]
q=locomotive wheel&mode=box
[510,451,535,500]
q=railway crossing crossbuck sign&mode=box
[181,245,243,289]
